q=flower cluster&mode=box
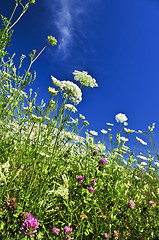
[48,87,58,95]
[136,136,147,145]
[128,200,135,209]
[100,158,107,164]
[115,113,128,123]
[48,36,57,46]
[65,104,77,113]
[20,212,39,238]
[63,226,72,239]
[51,76,82,104]
[73,70,98,87]
[149,200,155,207]
[52,227,60,236]
[105,233,109,238]
[77,175,83,183]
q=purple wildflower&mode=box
[91,179,96,184]
[100,158,107,164]
[20,212,39,238]
[88,187,94,193]
[105,233,109,238]
[52,227,59,236]
[149,201,155,207]
[128,200,135,209]
[77,175,83,183]
[63,226,72,239]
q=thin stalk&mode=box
[32,44,49,64]
[8,3,29,31]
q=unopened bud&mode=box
[48,36,57,46]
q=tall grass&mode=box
[0,1,158,239]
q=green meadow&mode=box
[0,1,158,239]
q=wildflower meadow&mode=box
[0,1,159,239]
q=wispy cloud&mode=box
[47,0,99,57]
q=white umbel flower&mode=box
[120,136,128,142]
[137,155,147,161]
[136,137,147,145]
[101,129,107,134]
[51,76,82,104]
[115,113,128,123]
[73,70,98,87]
[90,130,98,136]
[106,122,114,126]
[65,104,77,113]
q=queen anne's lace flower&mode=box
[73,70,98,87]
[101,129,107,134]
[90,130,98,136]
[136,137,147,145]
[115,113,128,123]
[51,76,82,104]
[65,104,77,113]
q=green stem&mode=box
[8,3,29,31]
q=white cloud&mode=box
[46,0,99,57]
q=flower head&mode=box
[48,36,57,46]
[88,187,94,193]
[149,201,155,207]
[105,233,109,239]
[101,129,107,134]
[20,212,39,238]
[106,122,114,126]
[136,137,147,145]
[83,120,89,126]
[120,136,128,142]
[100,158,107,164]
[128,200,135,209]
[48,87,58,95]
[63,226,72,239]
[52,227,59,236]
[51,76,82,105]
[90,130,98,136]
[115,113,128,123]
[73,70,98,87]
[91,179,96,184]
[77,176,83,183]
[65,104,77,113]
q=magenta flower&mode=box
[91,179,96,184]
[149,201,155,207]
[63,226,72,239]
[77,175,83,183]
[100,158,107,164]
[52,227,59,236]
[88,187,94,193]
[128,200,135,209]
[20,212,39,238]
[105,233,109,238]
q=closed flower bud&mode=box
[48,36,57,46]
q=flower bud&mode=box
[48,36,57,46]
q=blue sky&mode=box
[1,0,159,152]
